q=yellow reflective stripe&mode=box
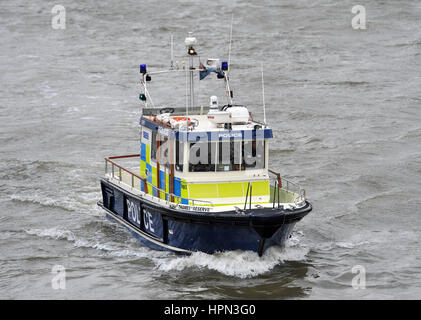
[166,172,169,195]
[270,186,295,203]
[160,171,167,200]
[188,183,218,199]
[140,160,146,178]
[249,181,269,196]
[180,179,189,200]
[152,167,157,188]
[188,181,270,200]
[145,144,150,162]
[217,182,244,198]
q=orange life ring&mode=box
[172,116,191,126]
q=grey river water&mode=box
[0,0,420,299]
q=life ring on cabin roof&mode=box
[172,116,191,126]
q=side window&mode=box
[216,141,242,171]
[176,140,184,171]
[242,140,265,170]
[151,131,157,161]
[188,142,216,172]
[159,136,169,168]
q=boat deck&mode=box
[104,154,306,213]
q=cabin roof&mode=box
[140,113,273,142]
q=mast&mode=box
[190,54,194,111]
[185,32,197,114]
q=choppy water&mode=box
[1,0,420,299]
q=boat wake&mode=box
[24,227,163,259]
[25,227,124,253]
[155,235,309,278]
[25,227,77,242]
[2,159,103,217]
[25,226,309,278]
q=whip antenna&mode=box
[170,34,174,69]
[261,62,266,126]
[227,14,234,76]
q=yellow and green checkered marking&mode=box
[140,140,271,206]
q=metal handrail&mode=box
[105,155,214,207]
[105,155,148,193]
[268,169,306,207]
[104,155,306,209]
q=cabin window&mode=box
[188,142,216,172]
[216,141,242,171]
[176,140,184,171]
[160,136,170,169]
[187,139,265,172]
[151,131,157,161]
[242,140,265,170]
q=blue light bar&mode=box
[221,61,228,71]
[140,64,147,74]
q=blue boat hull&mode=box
[99,178,311,256]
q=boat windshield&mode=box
[188,140,265,172]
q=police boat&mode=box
[98,33,312,256]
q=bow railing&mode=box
[105,155,213,207]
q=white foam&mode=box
[10,190,102,217]
[88,74,103,79]
[335,241,369,249]
[25,227,76,242]
[24,227,161,259]
[73,239,115,251]
[25,227,114,252]
[11,193,75,212]
[25,227,309,278]
[155,238,309,279]
[314,240,370,251]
